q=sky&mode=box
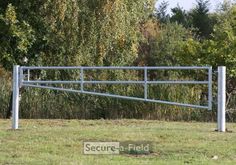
[155,0,224,14]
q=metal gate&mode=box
[11,65,226,132]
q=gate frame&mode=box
[11,65,226,132]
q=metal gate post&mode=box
[12,65,20,129]
[217,66,226,132]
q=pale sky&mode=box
[156,0,224,13]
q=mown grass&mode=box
[0,119,236,165]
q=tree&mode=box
[176,3,236,113]
[170,5,189,28]
[0,0,155,69]
[0,3,35,70]
[189,0,212,39]
[0,0,158,120]
[155,0,170,23]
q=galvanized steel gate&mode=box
[11,65,226,132]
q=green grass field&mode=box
[0,119,236,165]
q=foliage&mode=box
[155,0,169,23]
[174,2,236,114]
[188,0,215,39]
[0,4,35,70]
[170,5,189,28]
[1,0,236,120]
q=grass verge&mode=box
[0,119,236,165]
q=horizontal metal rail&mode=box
[21,66,211,70]
[23,84,83,93]
[23,84,209,109]
[23,80,209,85]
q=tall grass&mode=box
[0,69,11,118]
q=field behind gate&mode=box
[0,119,236,165]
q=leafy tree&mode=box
[0,0,159,120]
[208,5,236,78]
[0,0,155,69]
[0,4,35,70]
[176,3,236,112]
[149,23,192,66]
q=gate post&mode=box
[12,65,20,129]
[217,66,226,132]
